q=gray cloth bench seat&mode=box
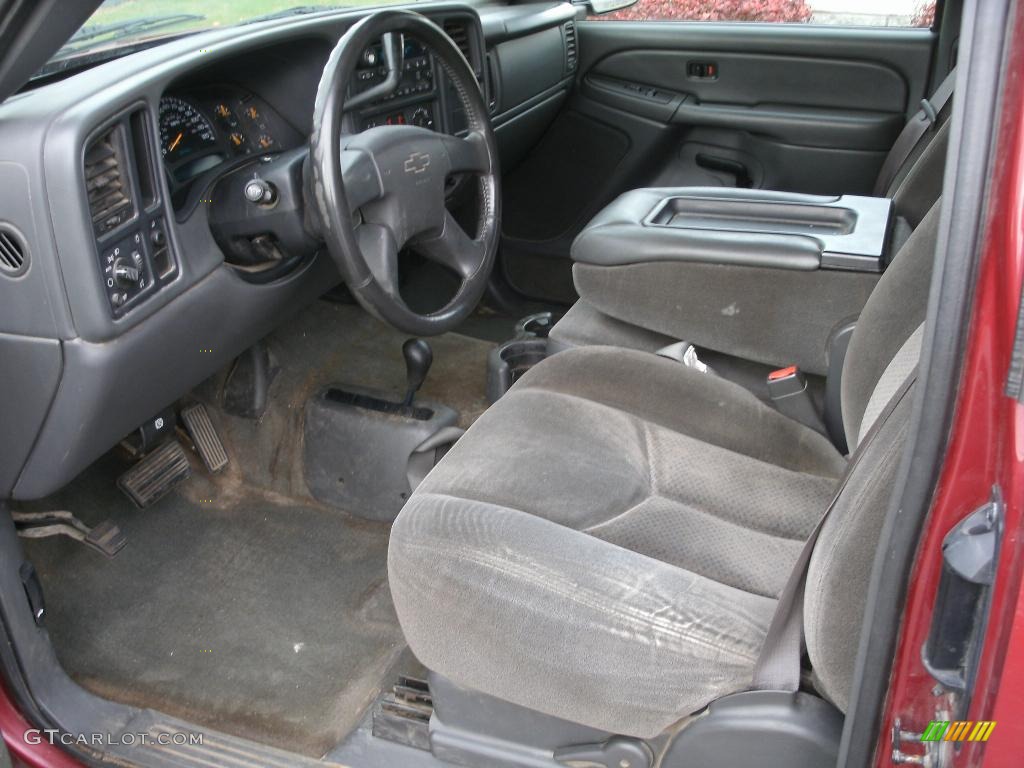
[388,202,939,737]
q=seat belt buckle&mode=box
[767,365,803,394]
[656,341,713,374]
[767,366,826,434]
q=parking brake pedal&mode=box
[117,440,191,508]
[181,403,229,473]
[13,511,127,558]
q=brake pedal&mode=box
[117,440,191,508]
[181,403,228,473]
[13,511,127,558]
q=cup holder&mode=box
[515,312,554,339]
[486,312,555,402]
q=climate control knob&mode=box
[411,107,433,130]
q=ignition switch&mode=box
[244,177,278,206]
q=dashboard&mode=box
[157,28,478,192]
[0,1,580,501]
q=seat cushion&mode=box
[389,346,845,737]
[548,298,677,355]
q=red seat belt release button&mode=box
[767,366,805,399]
[768,365,799,382]
[765,365,826,434]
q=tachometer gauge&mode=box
[159,96,217,162]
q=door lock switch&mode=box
[687,61,718,80]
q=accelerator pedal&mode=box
[181,403,228,473]
[117,440,191,508]
[13,511,127,558]
[372,676,432,751]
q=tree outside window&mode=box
[592,0,937,27]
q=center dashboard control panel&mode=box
[362,104,436,130]
[352,37,439,131]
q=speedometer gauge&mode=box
[159,97,216,163]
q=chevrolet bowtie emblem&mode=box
[404,151,431,174]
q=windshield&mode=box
[44,0,432,72]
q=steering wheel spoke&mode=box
[341,148,384,211]
[357,222,401,299]
[440,131,491,175]
[414,211,485,278]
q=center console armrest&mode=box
[571,187,893,273]
[567,187,892,374]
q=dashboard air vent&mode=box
[85,126,133,236]
[443,20,472,63]
[0,226,27,276]
[564,22,578,73]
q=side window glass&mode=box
[589,0,937,28]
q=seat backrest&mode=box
[802,200,941,711]
[888,120,950,230]
[875,71,955,193]
[876,71,954,229]
[840,203,940,450]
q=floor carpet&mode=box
[22,453,404,758]
[19,300,497,757]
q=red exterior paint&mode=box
[0,683,82,768]
[874,3,1024,766]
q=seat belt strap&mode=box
[751,369,919,692]
[873,69,957,197]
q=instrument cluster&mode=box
[159,35,450,188]
[158,89,301,184]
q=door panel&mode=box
[591,49,907,114]
[500,20,935,304]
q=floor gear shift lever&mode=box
[402,338,433,406]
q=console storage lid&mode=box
[571,187,893,273]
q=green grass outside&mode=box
[81,0,429,41]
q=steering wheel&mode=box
[308,10,501,336]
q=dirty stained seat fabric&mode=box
[388,204,939,738]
